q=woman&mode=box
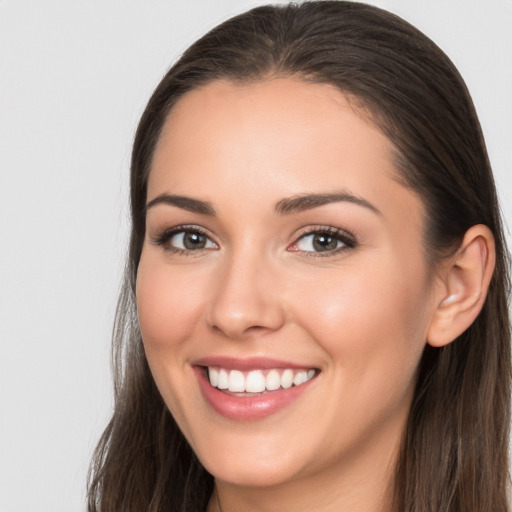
[88,2,511,511]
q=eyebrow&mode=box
[146,194,216,215]
[145,190,380,217]
[275,191,381,216]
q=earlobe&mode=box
[427,225,496,348]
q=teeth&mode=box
[228,370,245,392]
[208,367,316,393]
[246,370,266,393]
[209,367,219,387]
[281,369,293,389]
[293,370,308,386]
[217,369,229,390]
[266,369,281,391]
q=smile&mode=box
[193,358,320,420]
[208,367,316,394]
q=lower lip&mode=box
[194,367,316,421]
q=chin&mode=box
[205,458,300,488]
[193,433,312,488]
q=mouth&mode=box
[193,359,320,420]
[206,366,317,395]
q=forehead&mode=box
[148,78,423,230]
[156,79,385,163]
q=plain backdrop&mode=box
[1,1,511,511]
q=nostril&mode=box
[209,321,280,339]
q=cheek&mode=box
[136,255,207,351]
[135,254,210,432]
[292,259,431,374]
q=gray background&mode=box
[1,1,511,511]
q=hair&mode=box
[87,2,511,511]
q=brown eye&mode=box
[311,233,339,252]
[182,232,207,249]
[295,232,344,252]
[168,230,217,251]
[289,228,357,256]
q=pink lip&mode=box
[193,359,318,421]
[193,356,310,371]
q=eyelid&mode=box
[287,225,357,257]
[150,224,219,254]
[149,223,356,257]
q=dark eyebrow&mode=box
[275,191,381,216]
[146,194,216,216]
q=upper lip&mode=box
[193,356,316,371]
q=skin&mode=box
[136,79,445,512]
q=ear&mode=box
[427,224,496,348]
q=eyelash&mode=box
[151,225,357,257]
[290,226,357,258]
[151,225,218,256]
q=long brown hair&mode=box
[88,2,511,511]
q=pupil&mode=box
[313,234,337,252]
[184,232,206,250]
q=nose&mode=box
[206,249,286,340]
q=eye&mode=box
[170,230,217,250]
[289,228,356,255]
[153,226,218,254]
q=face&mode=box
[136,79,437,490]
